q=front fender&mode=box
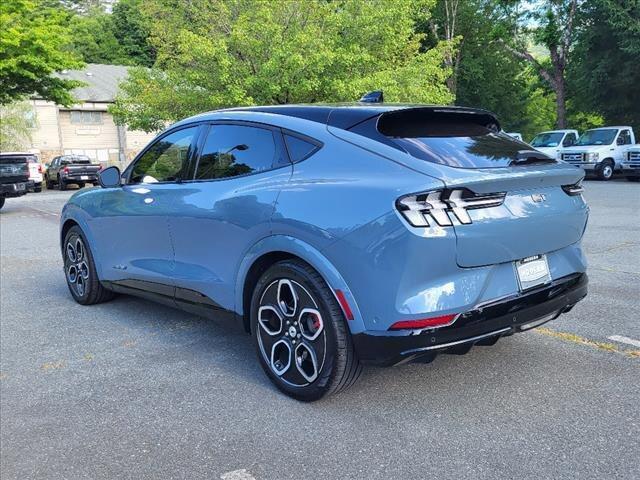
[235,235,366,334]
[60,204,104,278]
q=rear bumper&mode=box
[352,272,588,366]
[1,181,32,197]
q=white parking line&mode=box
[607,335,640,348]
[220,469,256,480]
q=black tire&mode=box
[250,259,362,401]
[45,175,54,189]
[77,182,85,189]
[0,197,5,210]
[34,186,42,193]
[626,176,640,182]
[597,160,614,181]
[58,176,66,191]
[63,225,115,305]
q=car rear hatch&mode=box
[0,155,30,184]
[344,107,589,267]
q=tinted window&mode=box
[284,134,319,162]
[131,127,197,184]
[195,125,278,180]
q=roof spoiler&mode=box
[377,107,501,137]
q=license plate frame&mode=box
[80,175,89,180]
[515,254,551,291]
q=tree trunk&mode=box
[555,73,566,129]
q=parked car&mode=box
[530,129,579,159]
[60,104,589,401]
[45,155,101,190]
[622,145,640,182]
[0,152,33,209]
[506,132,523,141]
[560,126,636,180]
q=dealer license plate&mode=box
[515,255,551,291]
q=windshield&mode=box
[575,129,617,146]
[531,132,563,147]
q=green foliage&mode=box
[111,0,155,67]
[67,8,130,64]
[0,0,83,105]
[111,0,456,132]
[0,101,35,150]
[569,0,640,128]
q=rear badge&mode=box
[515,255,551,291]
[531,193,546,203]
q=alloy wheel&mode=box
[256,279,327,386]
[65,236,90,297]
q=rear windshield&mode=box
[62,156,91,164]
[0,155,34,164]
[365,110,548,169]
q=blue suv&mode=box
[61,104,589,400]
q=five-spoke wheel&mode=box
[62,225,114,305]
[251,259,361,401]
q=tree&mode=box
[111,0,456,132]
[569,0,640,128]
[67,8,130,64]
[504,0,580,128]
[0,101,35,150]
[0,0,83,105]
[111,0,155,67]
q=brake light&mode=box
[62,166,69,174]
[38,164,43,173]
[397,188,506,227]
[98,164,103,171]
[389,313,458,330]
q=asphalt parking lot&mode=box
[1,180,638,479]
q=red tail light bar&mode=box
[389,313,459,331]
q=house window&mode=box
[70,110,103,125]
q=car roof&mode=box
[589,126,632,130]
[537,129,577,134]
[178,103,499,131]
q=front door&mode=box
[91,125,201,290]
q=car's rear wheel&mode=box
[63,226,114,305]
[0,197,5,210]
[597,160,614,180]
[45,175,54,189]
[58,176,66,190]
[251,259,361,401]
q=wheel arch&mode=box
[236,236,365,334]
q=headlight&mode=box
[586,152,599,162]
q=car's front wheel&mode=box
[597,160,614,180]
[251,259,362,401]
[63,225,114,305]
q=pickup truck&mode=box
[559,126,636,180]
[530,129,579,159]
[621,145,640,182]
[0,153,34,210]
[45,155,101,190]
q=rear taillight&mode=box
[561,182,584,196]
[62,166,69,174]
[389,313,459,331]
[98,164,103,171]
[396,188,506,227]
[38,164,43,173]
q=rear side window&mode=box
[195,125,280,180]
[351,109,554,169]
[284,134,320,162]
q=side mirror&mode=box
[98,166,122,188]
